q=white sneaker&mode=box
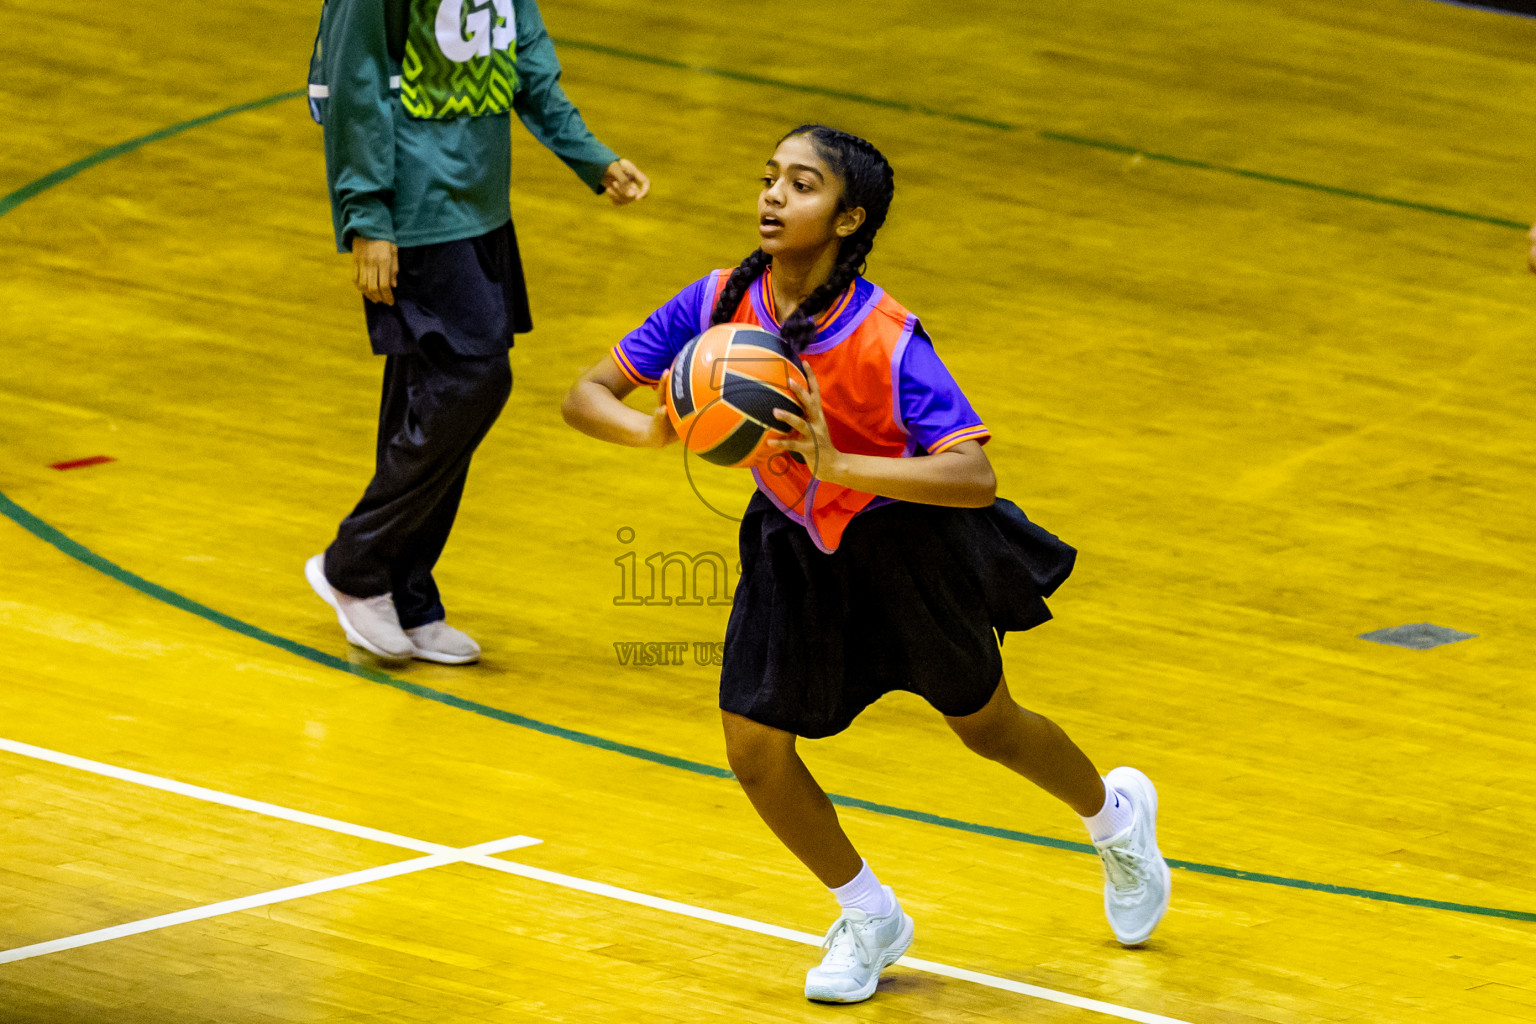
[1095,766,1172,945]
[304,554,414,660]
[406,621,481,665]
[804,887,914,1004]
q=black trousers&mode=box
[322,222,527,628]
[324,337,512,628]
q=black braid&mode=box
[778,233,873,351]
[712,125,895,350]
[709,248,772,326]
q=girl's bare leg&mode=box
[943,675,1107,816]
[721,710,864,887]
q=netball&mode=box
[662,323,807,467]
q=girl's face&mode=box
[758,135,865,257]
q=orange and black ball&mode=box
[661,324,807,468]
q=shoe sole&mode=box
[410,646,481,666]
[804,914,915,1004]
[304,556,411,661]
[1103,766,1172,946]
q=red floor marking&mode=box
[50,456,115,471]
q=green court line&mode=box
[2,489,1533,925]
[830,793,1535,922]
[1038,131,1529,230]
[0,91,304,220]
[0,493,727,782]
[549,35,1524,231]
[3,59,1520,238]
[548,37,1016,130]
[2,69,1532,928]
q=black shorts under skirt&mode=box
[720,491,1077,739]
[365,219,532,357]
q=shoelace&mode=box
[1098,842,1151,904]
[820,915,879,969]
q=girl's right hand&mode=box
[352,236,398,305]
[642,405,679,448]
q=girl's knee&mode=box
[491,356,513,395]
[722,712,795,787]
[947,702,1027,763]
[466,356,512,411]
[952,718,1014,762]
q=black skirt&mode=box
[721,491,1077,738]
[365,219,532,357]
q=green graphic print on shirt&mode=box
[400,0,519,119]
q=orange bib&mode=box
[711,273,921,553]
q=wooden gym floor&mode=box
[2,0,1534,1020]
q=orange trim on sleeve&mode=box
[611,345,660,387]
[927,424,991,454]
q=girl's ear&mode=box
[835,206,867,238]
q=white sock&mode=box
[1081,778,1135,843]
[831,859,896,917]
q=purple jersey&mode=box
[613,272,989,455]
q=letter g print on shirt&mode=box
[435,0,515,61]
[402,0,519,119]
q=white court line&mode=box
[465,858,1195,1024]
[0,836,541,966]
[1,738,1196,1024]
[0,737,447,855]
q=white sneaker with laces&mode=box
[406,621,481,665]
[304,554,414,660]
[1095,766,1172,945]
[804,886,914,1004]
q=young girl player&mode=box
[562,125,1170,1004]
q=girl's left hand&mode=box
[603,158,651,206]
[771,366,842,478]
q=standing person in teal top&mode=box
[304,0,650,663]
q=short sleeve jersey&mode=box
[612,272,990,456]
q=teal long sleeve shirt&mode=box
[315,0,619,251]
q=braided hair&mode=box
[708,125,895,351]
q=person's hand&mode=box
[352,236,398,305]
[602,158,650,206]
[770,365,841,478]
[1528,221,1536,274]
[642,404,679,447]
